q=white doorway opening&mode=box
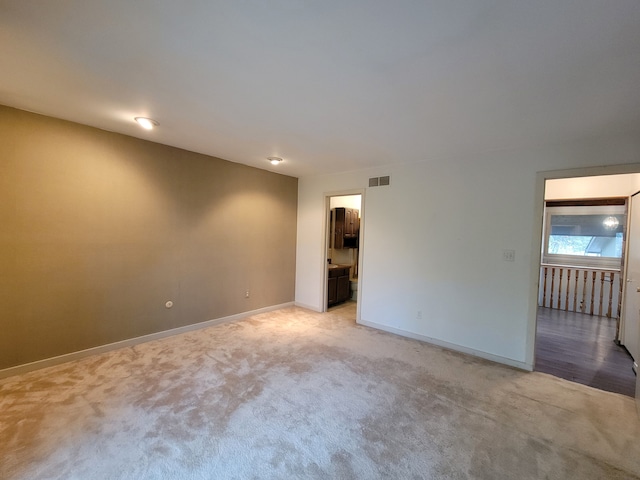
[530,168,640,398]
[323,191,364,316]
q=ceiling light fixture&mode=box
[268,156,283,165]
[134,117,158,130]
[603,216,619,230]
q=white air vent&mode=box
[369,177,379,187]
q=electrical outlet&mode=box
[245,290,250,298]
[416,310,422,320]
[502,249,515,262]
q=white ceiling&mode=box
[1,1,639,177]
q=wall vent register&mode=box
[369,176,390,187]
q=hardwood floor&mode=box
[535,307,636,397]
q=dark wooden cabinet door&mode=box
[333,208,345,249]
[351,209,359,237]
[334,207,359,249]
[337,275,350,303]
[344,208,354,236]
[328,277,337,305]
[328,266,351,306]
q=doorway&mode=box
[533,173,639,396]
[324,193,363,316]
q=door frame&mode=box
[624,192,640,370]
[527,163,640,369]
[322,189,366,318]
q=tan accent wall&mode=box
[0,106,298,369]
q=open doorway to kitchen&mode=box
[324,193,363,317]
[534,173,639,396]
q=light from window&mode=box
[543,205,626,269]
[548,232,623,258]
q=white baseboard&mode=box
[358,319,532,371]
[0,302,294,380]
[294,301,323,313]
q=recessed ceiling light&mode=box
[134,117,158,130]
[268,157,283,165]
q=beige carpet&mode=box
[1,302,639,479]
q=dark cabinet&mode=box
[333,207,359,249]
[337,275,350,303]
[328,277,337,305]
[328,265,350,306]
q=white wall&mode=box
[545,173,640,199]
[330,195,361,211]
[295,134,640,369]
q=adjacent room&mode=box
[1,2,640,479]
[535,174,640,396]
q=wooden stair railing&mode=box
[540,265,621,318]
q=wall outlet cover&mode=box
[503,249,515,262]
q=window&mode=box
[542,202,626,269]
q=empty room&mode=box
[1,2,640,479]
